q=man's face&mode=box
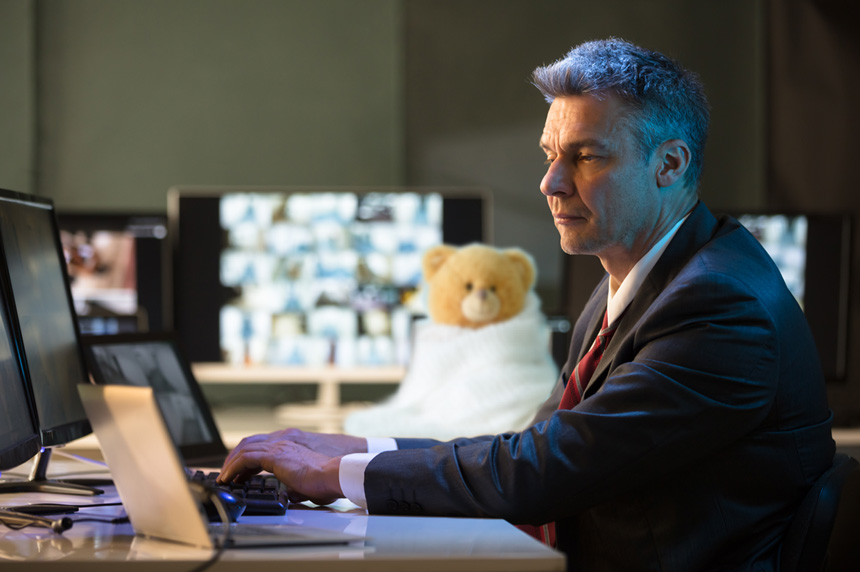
[539,94,660,264]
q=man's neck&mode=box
[603,198,697,288]
[605,205,695,318]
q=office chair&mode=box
[779,453,860,572]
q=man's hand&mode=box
[223,428,367,460]
[216,428,366,505]
[272,428,368,457]
[218,438,344,506]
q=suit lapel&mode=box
[581,202,719,398]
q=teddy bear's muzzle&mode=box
[461,290,501,324]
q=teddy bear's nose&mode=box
[477,289,488,301]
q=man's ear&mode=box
[655,139,691,189]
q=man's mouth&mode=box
[553,212,586,224]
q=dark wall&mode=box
[402,0,766,310]
[768,0,860,426]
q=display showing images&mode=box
[218,191,444,367]
[61,229,138,319]
[738,214,807,309]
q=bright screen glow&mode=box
[58,216,168,335]
[738,214,807,309]
[218,191,445,367]
[62,229,138,317]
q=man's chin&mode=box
[559,236,589,256]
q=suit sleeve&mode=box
[363,269,783,523]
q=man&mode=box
[219,38,835,571]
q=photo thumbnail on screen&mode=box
[218,191,445,368]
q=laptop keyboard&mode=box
[190,470,288,516]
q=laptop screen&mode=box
[81,332,228,465]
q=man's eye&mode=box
[543,156,556,165]
[579,154,597,162]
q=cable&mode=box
[184,488,231,572]
[73,501,124,508]
[2,501,124,515]
[71,516,130,525]
[0,509,73,533]
[0,503,128,532]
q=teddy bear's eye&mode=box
[466,282,473,291]
[490,286,496,293]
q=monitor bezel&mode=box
[0,188,93,447]
[0,233,41,471]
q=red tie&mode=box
[519,310,619,548]
[558,310,618,409]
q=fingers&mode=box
[219,442,272,483]
[219,439,307,484]
[221,434,266,468]
[220,430,291,477]
[217,439,344,506]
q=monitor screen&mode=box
[57,213,168,335]
[0,260,41,471]
[0,189,92,446]
[168,186,491,366]
[81,332,227,465]
[736,212,852,381]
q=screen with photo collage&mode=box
[170,188,490,368]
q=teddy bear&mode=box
[343,243,559,440]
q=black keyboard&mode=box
[190,470,288,516]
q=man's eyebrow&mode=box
[540,137,609,153]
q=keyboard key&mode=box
[189,471,288,516]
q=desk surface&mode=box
[0,457,564,572]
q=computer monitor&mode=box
[168,186,492,366]
[0,258,41,473]
[0,188,101,495]
[57,212,168,335]
[735,212,852,382]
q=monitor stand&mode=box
[0,449,106,496]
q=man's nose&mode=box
[540,158,573,197]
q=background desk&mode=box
[0,457,564,571]
[192,363,406,434]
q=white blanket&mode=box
[344,293,559,440]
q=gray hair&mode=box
[532,38,710,189]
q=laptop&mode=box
[78,383,365,549]
[81,332,229,467]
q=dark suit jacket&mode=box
[363,202,835,572]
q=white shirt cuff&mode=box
[365,437,398,454]
[339,453,377,510]
[338,438,398,509]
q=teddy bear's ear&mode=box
[503,248,537,291]
[422,244,457,281]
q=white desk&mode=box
[0,457,565,571]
